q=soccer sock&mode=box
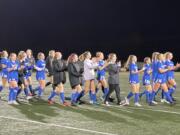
[89,90,92,101]
[74,92,79,102]
[91,93,97,102]
[150,91,156,102]
[173,85,177,90]
[17,88,22,97]
[8,87,14,101]
[48,90,57,100]
[127,92,134,99]
[164,91,173,103]
[71,92,76,102]
[103,88,109,98]
[146,91,150,103]
[29,85,33,94]
[95,87,99,93]
[24,88,29,97]
[140,90,146,97]
[59,92,65,103]
[0,85,3,92]
[76,90,85,102]
[13,87,18,101]
[38,87,43,97]
[161,90,164,99]
[134,93,139,103]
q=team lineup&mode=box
[0,50,180,107]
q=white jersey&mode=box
[83,59,98,80]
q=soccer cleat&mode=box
[48,99,55,105]
[71,102,78,106]
[125,97,130,105]
[89,100,94,104]
[152,101,158,105]
[134,103,142,107]
[12,101,19,105]
[8,101,13,105]
[26,96,33,100]
[62,102,70,106]
[161,99,170,104]
[105,101,110,106]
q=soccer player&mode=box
[45,50,55,87]
[0,51,9,94]
[124,55,142,107]
[67,53,84,106]
[7,53,20,105]
[140,57,153,105]
[47,52,69,106]
[150,53,175,105]
[26,49,35,95]
[96,52,109,100]
[164,52,180,102]
[83,51,98,105]
[34,52,47,98]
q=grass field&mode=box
[0,72,180,135]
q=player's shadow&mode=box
[52,103,135,126]
[12,98,59,123]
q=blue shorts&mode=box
[155,77,167,84]
[143,79,151,86]
[36,75,45,81]
[97,75,105,81]
[129,79,139,84]
[8,77,18,82]
[1,72,8,78]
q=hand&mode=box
[117,61,121,67]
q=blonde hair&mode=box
[83,51,91,59]
[18,51,25,60]
[1,50,8,58]
[49,50,55,56]
[144,57,151,64]
[124,55,136,68]
[79,53,85,61]
[164,52,172,59]
[96,52,103,57]
[152,52,159,61]
[157,53,164,61]
[37,52,44,60]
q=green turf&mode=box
[0,72,180,135]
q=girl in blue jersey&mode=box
[150,53,175,105]
[0,51,9,93]
[164,52,180,101]
[16,51,32,100]
[96,52,109,100]
[141,57,153,105]
[124,55,142,107]
[34,52,47,98]
[7,53,20,105]
[26,49,35,95]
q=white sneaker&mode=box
[125,97,130,105]
[105,101,110,106]
[152,101,158,105]
[134,103,142,107]
[12,101,19,105]
[161,99,170,104]
[89,100,93,104]
[26,96,33,100]
[8,101,13,105]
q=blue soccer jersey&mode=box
[165,60,174,80]
[35,60,46,80]
[155,61,167,84]
[129,63,139,84]
[7,60,20,82]
[142,64,151,85]
[152,60,158,82]
[0,57,9,78]
[26,57,34,76]
[97,60,106,80]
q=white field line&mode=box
[0,116,118,135]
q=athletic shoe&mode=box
[125,97,130,105]
[134,103,142,107]
[12,101,19,105]
[8,101,13,105]
[71,102,78,106]
[26,96,33,100]
[62,102,70,106]
[48,100,55,105]
[161,99,170,104]
[105,101,110,106]
[152,101,158,105]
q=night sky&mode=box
[0,0,179,61]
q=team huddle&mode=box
[0,50,179,107]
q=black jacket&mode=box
[68,62,82,87]
[53,59,67,85]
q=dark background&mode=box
[0,0,179,61]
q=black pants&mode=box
[105,84,121,104]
